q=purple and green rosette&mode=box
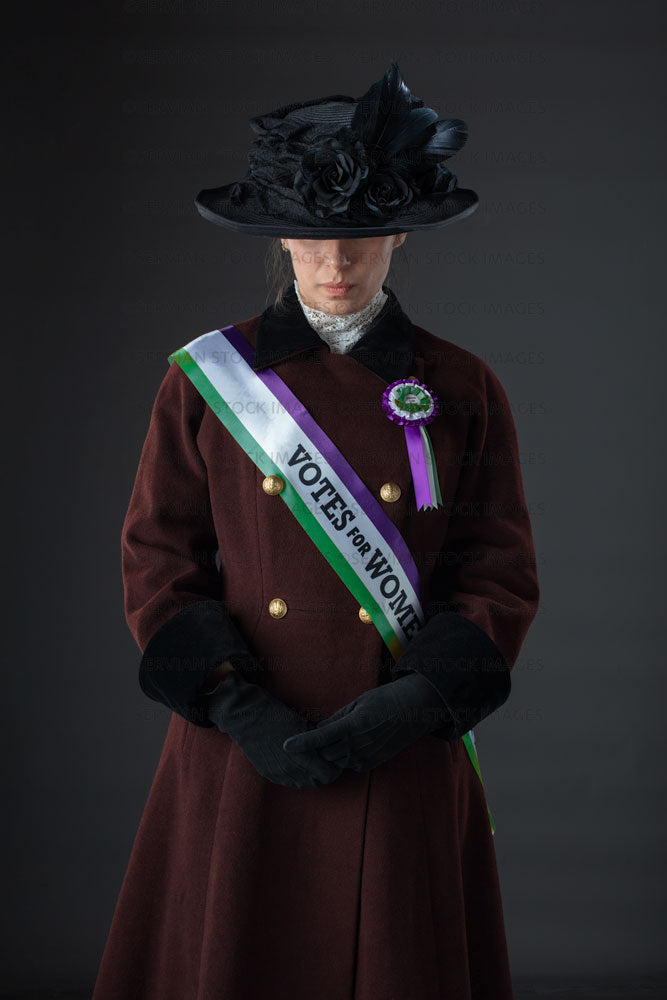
[381,378,443,511]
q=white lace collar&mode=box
[293,279,388,354]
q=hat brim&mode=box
[194,183,479,238]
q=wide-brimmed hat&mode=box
[195,61,478,238]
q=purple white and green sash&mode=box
[168,324,496,834]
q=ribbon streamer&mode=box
[382,378,443,511]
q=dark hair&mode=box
[263,238,409,313]
[264,239,295,313]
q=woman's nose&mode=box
[322,247,350,265]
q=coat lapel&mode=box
[251,282,416,384]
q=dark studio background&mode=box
[4,1,666,997]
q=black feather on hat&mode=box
[195,61,478,238]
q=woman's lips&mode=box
[322,283,353,294]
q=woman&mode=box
[92,62,539,1000]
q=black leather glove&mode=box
[281,672,456,772]
[387,611,512,741]
[203,671,345,789]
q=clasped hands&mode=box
[204,662,455,790]
[283,672,454,785]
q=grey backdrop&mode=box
[5,1,666,996]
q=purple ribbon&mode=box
[404,425,432,510]
[382,378,442,511]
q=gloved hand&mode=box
[203,670,345,790]
[281,672,456,773]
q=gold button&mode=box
[380,481,402,503]
[268,598,288,619]
[406,374,419,382]
[262,475,285,495]
[358,607,372,624]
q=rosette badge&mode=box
[382,378,443,511]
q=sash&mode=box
[168,324,496,834]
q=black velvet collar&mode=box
[251,282,416,384]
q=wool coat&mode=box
[92,282,540,1000]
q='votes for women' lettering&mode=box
[287,442,421,640]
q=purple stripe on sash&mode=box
[221,324,423,603]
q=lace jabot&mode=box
[293,279,388,354]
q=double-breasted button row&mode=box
[263,472,395,625]
[265,473,401,506]
[268,599,374,625]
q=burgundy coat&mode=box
[92,283,539,1000]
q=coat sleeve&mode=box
[121,360,260,728]
[389,362,540,740]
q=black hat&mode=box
[195,61,478,238]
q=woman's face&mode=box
[282,234,406,314]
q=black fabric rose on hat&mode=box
[361,167,417,218]
[294,131,370,219]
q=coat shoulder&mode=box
[157,316,259,426]
[413,322,507,407]
[160,347,200,400]
[145,341,210,431]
